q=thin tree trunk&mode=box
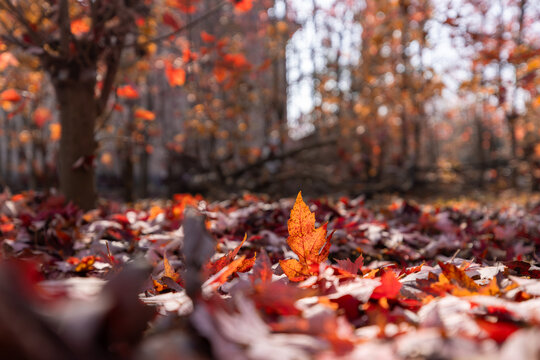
[399,0,410,170]
[121,105,135,202]
[474,114,486,186]
[53,77,98,210]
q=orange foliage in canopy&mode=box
[162,12,181,30]
[165,61,186,87]
[33,107,52,128]
[134,108,156,121]
[70,18,91,36]
[117,85,139,99]
[0,89,21,102]
[200,31,215,43]
[167,0,199,14]
[232,0,254,12]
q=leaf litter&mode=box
[1,191,540,359]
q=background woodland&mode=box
[0,0,539,205]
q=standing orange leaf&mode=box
[280,191,332,281]
[287,191,331,264]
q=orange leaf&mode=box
[117,85,139,99]
[286,191,330,264]
[236,253,257,273]
[209,255,247,286]
[279,258,310,282]
[252,249,273,283]
[231,0,253,12]
[182,47,198,63]
[371,270,402,299]
[224,53,250,68]
[205,234,248,275]
[162,12,180,30]
[49,123,61,141]
[0,223,14,233]
[71,17,90,36]
[167,0,198,13]
[33,107,52,128]
[134,108,155,121]
[200,31,215,43]
[476,318,520,343]
[165,61,186,87]
[438,261,479,292]
[213,66,227,83]
[163,253,179,281]
[0,89,21,102]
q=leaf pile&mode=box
[2,191,540,359]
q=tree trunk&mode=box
[121,105,135,202]
[53,77,98,210]
[507,113,518,186]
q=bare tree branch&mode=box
[96,37,125,116]
[227,137,339,179]
[58,0,71,57]
[128,1,227,48]
[0,0,44,47]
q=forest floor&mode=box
[1,190,540,359]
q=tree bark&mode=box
[53,76,98,210]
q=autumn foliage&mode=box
[1,0,540,357]
[0,191,540,358]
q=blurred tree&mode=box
[0,0,253,209]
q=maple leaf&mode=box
[252,249,274,283]
[280,191,332,281]
[371,270,402,299]
[153,253,182,293]
[476,318,520,343]
[336,255,364,275]
[438,261,479,292]
[205,234,248,276]
[206,255,247,289]
[236,253,256,273]
[286,191,331,264]
[279,258,311,282]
